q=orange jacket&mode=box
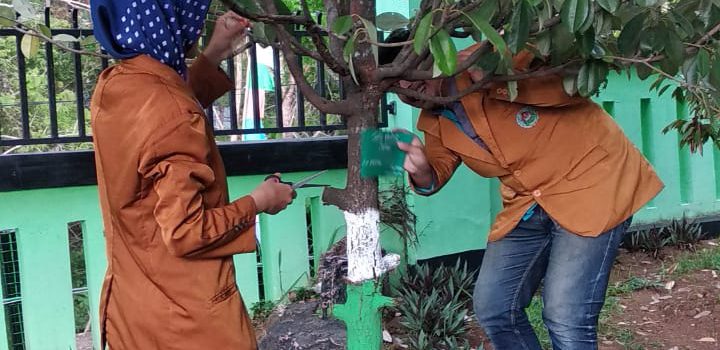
[416,55,664,241]
[91,54,257,350]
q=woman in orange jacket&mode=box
[90,2,294,349]
[392,41,664,348]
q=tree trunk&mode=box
[322,91,400,283]
[323,91,398,350]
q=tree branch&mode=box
[377,7,561,82]
[273,24,346,115]
[399,41,492,81]
[388,64,575,106]
[324,0,347,72]
[697,22,720,47]
[2,16,110,58]
[219,0,306,25]
[299,0,349,76]
[220,0,348,75]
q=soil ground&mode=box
[384,239,720,350]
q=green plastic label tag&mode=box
[360,129,414,178]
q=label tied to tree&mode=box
[360,129,414,178]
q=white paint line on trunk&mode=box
[344,209,400,283]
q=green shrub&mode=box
[391,260,476,350]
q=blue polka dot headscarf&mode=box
[91,0,212,77]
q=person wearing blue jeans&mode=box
[473,206,631,349]
[386,28,663,348]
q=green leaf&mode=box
[476,51,501,71]
[359,16,379,64]
[578,4,594,33]
[507,80,518,101]
[670,12,695,40]
[577,29,595,58]
[507,0,531,54]
[429,29,457,76]
[658,57,679,77]
[472,0,498,21]
[81,35,97,47]
[596,0,619,13]
[697,49,711,78]
[376,12,409,31]
[38,24,51,38]
[0,4,15,27]
[0,16,13,27]
[272,0,291,15]
[464,12,508,57]
[550,24,575,64]
[561,0,591,33]
[709,56,720,87]
[12,0,35,20]
[649,75,664,91]
[432,61,443,78]
[635,63,653,80]
[331,15,353,36]
[536,31,552,56]
[538,0,553,30]
[617,13,644,55]
[413,12,433,54]
[20,34,38,58]
[658,84,671,96]
[53,34,79,42]
[563,74,578,95]
[233,0,261,15]
[344,35,359,85]
[635,0,658,6]
[664,30,685,68]
[249,22,276,46]
[577,61,608,96]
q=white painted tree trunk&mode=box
[344,209,400,283]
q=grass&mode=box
[527,293,623,350]
[607,276,662,297]
[672,245,720,275]
[527,297,551,349]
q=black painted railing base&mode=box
[0,137,347,192]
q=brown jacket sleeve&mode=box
[139,112,257,258]
[187,53,234,108]
[412,111,462,196]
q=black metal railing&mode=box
[0,8,392,151]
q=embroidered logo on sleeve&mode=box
[516,107,539,128]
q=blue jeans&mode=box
[473,206,631,350]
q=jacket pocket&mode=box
[566,146,609,181]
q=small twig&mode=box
[219,0,306,26]
[388,64,574,105]
[607,55,691,88]
[273,24,346,115]
[3,16,110,58]
[697,22,720,47]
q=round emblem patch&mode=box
[516,107,539,128]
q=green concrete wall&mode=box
[0,170,351,350]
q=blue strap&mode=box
[522,203,538,221]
